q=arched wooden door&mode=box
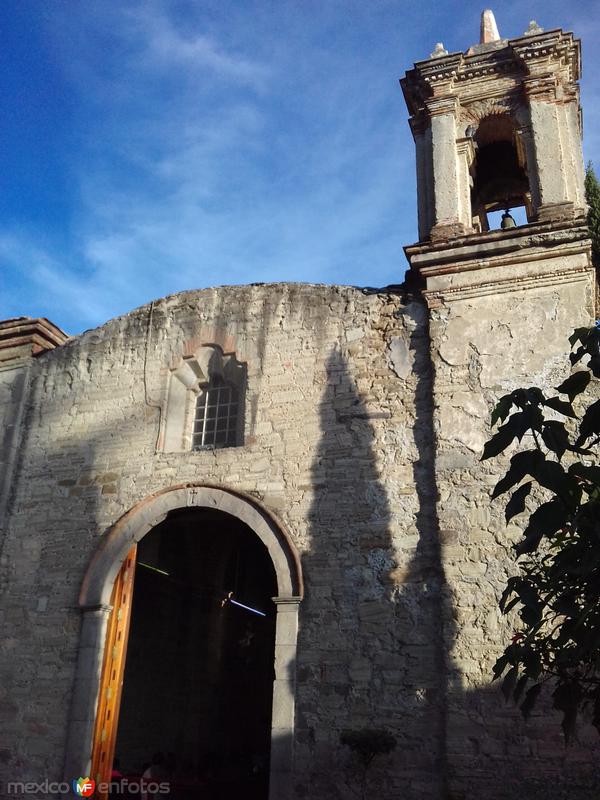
[68,485,303,800]
[90,545,137,798]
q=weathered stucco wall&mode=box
[428,270,598,798]
[0,283,448,799]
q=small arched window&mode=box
[193,375,240,449]
[162,343,246,453]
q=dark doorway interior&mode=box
[114,508,277,799]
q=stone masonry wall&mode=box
[1,277,599,799]
[0,283,443,800]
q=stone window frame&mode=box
[162,344,246,453]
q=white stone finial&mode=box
[430,42,448,58]
[480,9,500,44]
[524,20,544,36]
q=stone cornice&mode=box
[0,316,69,364]
[404,220,589,266]
[522,74,558,101]
[510,29,580,81]
[425,95,459,116]
[404,221,593,307]
[401,27,580,117]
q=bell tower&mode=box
[402,10,594,311]
[402,10,586,245]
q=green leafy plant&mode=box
[340,728,396,799]
[483,324,600,741]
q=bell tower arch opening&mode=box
[65,485,302,800]
[470,112,532,232]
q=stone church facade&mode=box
[0,14,598,800]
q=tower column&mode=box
[456,136,476,232]
[524,75,573,219]
[410,116,434,241]
[427,96,467,241]
[561,94,586,210]
[516,122,542,216]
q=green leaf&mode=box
[593,688,600,736]
[517,580,541,610]
[517,581,543,626]
[543,396,577,418]
[521,604,543,626]
[553,682,581,743]
[502,596,520,615]
[555,370,591,401]
[492,653,510,681]
[513,674,528,704]
[553,590,579,618]
[522,648,542,680]
[505,482,532,523]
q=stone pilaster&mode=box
[426,96,467,242]
[410,115,435,242]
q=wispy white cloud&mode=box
[0,233,110,325]
[127,6,270,90]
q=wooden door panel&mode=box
[90,546,137,798]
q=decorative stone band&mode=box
[424,95,460,117]
[422,264,593,308]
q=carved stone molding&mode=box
[522,74,558,102]
[425,95,459,117]
[460,96,520,123]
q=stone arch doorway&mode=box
[64,485,303,800]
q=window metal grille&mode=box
[193,376,239,449]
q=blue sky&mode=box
[1,0,599,334]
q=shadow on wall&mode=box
[1,303,599,799]
[294,345,452,800]
[0,356,109,785]
[292,330,600,800]
[411,308,600,800]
